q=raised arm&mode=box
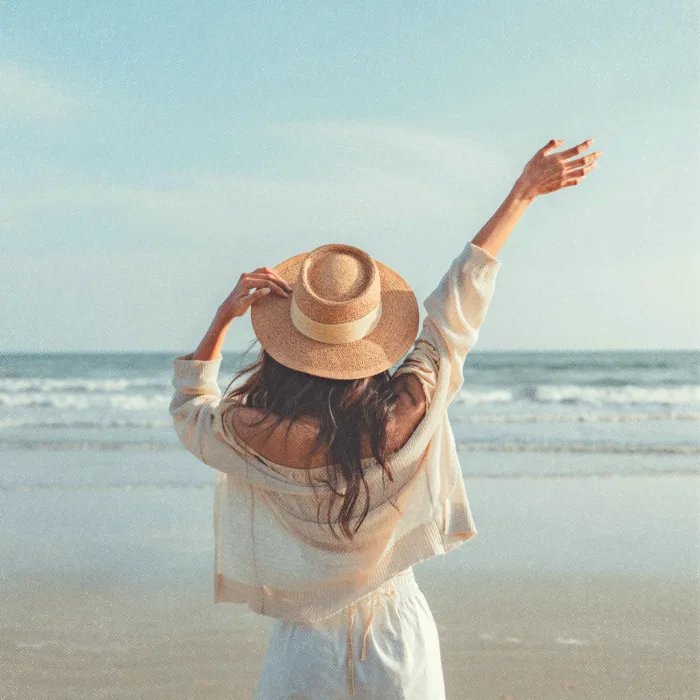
[395,137,602,406]
[473,137,602,257]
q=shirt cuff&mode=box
[173,353,223,387]
[467,241,502,267]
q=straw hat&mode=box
[250,243,419,380]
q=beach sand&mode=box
[1,452,698,699]
[2,572,698,699]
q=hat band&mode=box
[290,296,383,345]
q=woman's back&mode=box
[229,372,428,470]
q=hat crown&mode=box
[310,253,368,302]
[295,244,380,325]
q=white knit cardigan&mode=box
[169,242,502,622]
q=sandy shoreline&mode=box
[2,570,698,699]
[2,466,698,699]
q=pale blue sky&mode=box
[0,1,697,352]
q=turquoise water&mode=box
[1,349,698,475]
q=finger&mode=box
[557,138,595,161]
[242,275,290,297]
[243,274,292,297]
[563,162,598,178]
[263,266,294,292]
[561,176,585,189]
[540,138,565,156]
[563,151,603,168]
[240,287,271,309]
[249,268,293,292]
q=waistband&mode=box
[345,567,419,696]
[365,566,418,601]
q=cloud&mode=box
[0,61,84,119]
[260,120,516,184]
[0,120,512,249]
[0,169,457,242]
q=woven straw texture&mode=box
[251,246,419,380]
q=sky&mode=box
[0,0,698,353]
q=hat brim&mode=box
[250,252,420,380]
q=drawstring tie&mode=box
[346,584,398,696]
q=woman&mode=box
[169,137,601,699]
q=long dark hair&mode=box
[219,341,404,541]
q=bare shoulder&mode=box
[391,372,426,409]
[228,404,320,468]
[224,376,427,466]
[229,405,268,437]
[387,372,427,452]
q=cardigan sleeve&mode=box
[394,242,502,407]
[169,352,223,465]
[169,352,248,477]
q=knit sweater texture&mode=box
[169,241,502,622]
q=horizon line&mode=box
[1,347,698,355]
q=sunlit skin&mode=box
[472,137,602,258]
[192,137,602,364]
[191,267,293,361]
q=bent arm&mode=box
[169,352,224,464]
[169,311,248,475]
[191,310,232,361]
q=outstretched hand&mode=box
[514,138,603,201]
[217,266,293,322]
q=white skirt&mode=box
[254,568,446,700]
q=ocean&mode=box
[1,348,698,478]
